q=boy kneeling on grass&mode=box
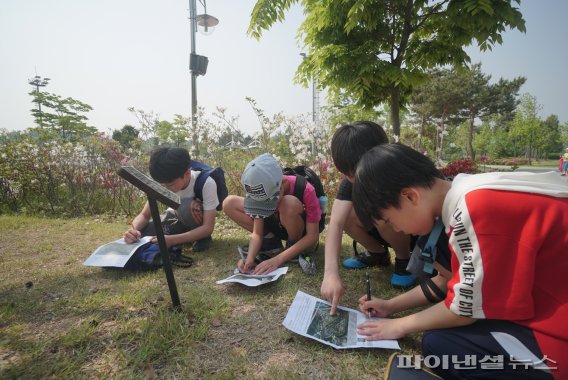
[353,143,568,380]
[123,147,217,251]
[223,153,320,275]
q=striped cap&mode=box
[241,153,282,218]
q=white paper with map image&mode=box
[83,236,152,267]
[283,290,400,350]
[216,267,288,287]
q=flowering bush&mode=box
[440,159,479,178]
[0,108,348,217]
[487,157,529,167]
[0,132,146,216]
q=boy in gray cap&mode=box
[223,153,321,274]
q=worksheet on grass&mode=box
[83,236,152,267]
[283,290,400,350]
[216,267,288,287]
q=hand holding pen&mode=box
[237,245,252,273]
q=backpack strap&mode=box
[194,168,213,202]
[420,277,447,303]
[291,174,307,203]
[421,218,445,275]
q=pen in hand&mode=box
[237,245,247,273]
[366,271,372,319]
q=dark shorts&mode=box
[264,212,307,241]
[422,319,553,379]
[142,198,203,237]
[367,227,417,251]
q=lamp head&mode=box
[196,14,219,35]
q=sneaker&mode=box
[390,258,416,287]
[342,240,391,269]
[192,236,212,252]
[298,253,317,274]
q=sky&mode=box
[1,0,567,137]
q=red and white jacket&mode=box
[442,171,568,379]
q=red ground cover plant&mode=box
[440,159,479,178]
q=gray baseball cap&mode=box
[241,153,282,218]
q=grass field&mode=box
[0,214,420,379]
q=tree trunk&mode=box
[390,88,401,138]
[468,116,475,160]
[418,115,425,151]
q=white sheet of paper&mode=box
[283,290,400,350]
[83,236,152,267]
[216,267,289,287]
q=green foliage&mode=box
[112,125,140,150]
[509,93,543,164]
[408,64,525,160]
[248,0,526,137]
[156,115,190,146]
[0,132,146,216]
[29,90,96,142]
[473,123,511,159]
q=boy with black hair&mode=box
[123,147,218,251]
[353,143,568,380]
[321,121,415,314]
[223,153,320,275]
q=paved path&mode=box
[483,165,558,173]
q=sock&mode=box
[394,258,411,274]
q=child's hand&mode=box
[123,228,141,244]
[358,295,392,318]
[253,257,280,275]
[320,272,345,315]
[356,318,406,341]
[150,235,174,248]
[237,259,253,274]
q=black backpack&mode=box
[190,160,228,211]
[282,165,327,233]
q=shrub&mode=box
[0,133,146,216]
[440,159,479,178]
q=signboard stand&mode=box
[118,166,182,310]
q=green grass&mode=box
[0,215,418,379]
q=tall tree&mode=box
[459,64,525,159]
[248,0,525,138]
[509,93,541,164]
[112,125,140,150]
[29,91,96,141]
[156,116,189,146]
[539,114,562,159]
[410,67,467,160]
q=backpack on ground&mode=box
[124,243,193,271]
[191,160,228,211]
[282,165,328,233]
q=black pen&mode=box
[366,271,372,319]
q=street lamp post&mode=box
[189,0,218,158]
[300,53,320,158]
[28,75,50,127]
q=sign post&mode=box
[118,166,182,309]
